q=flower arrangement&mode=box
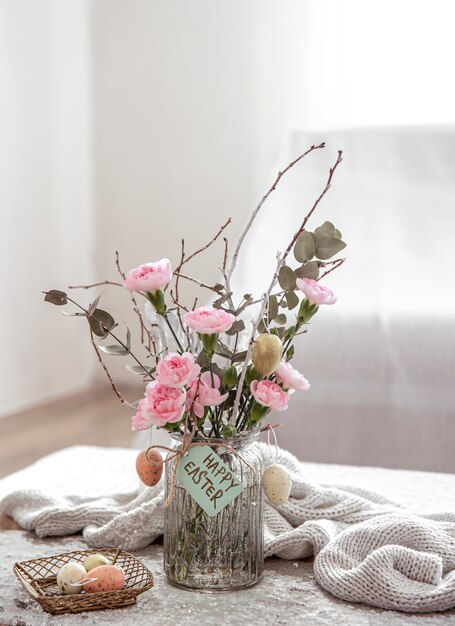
[44,144,345,440]
[44,143,346,591]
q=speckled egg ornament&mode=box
[262,464,292,506]
[136,448,163,487]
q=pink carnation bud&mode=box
[123,259,172,293]
[250,380,289,411]
[296,277,337,305]
[275,360,310,392]
[183,306,235,335]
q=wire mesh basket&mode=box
[13,547,154,615]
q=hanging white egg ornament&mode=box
[262,464,292,506]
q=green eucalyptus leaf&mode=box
[125,363,155,376]
[225,319,245,336]
[257,318,267,334]
[294,231,316,263]
[274,313,287,325]
[231,350,248,364]
[315,236,346,260]
[286,345,295,361]
[271,326,285,339]
[90,308,116,338]
[278,265,296,290]
[197,352,211,368]
[44,290,68,306]
[285,290,299,310]
[314,221,339,238]
[88,294,102,316]
[98,344,129,356]
[212,283,225,293]
[126,326,132,350]
[61,311,85,317]
[268,294,279,321]
[295,261,320,280]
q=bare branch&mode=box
[283,150,343,262]
[319,257,346,280]
[227,142,326,280]
[185,218,231,265]
[68,280,123,290]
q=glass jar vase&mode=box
[164,431,264,591]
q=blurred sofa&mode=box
[234,126,455,472]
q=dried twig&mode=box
[319,257,346,280]
[87,322,126,405]
[222,237,229,271]
[69,280,123,290]
[184,218,231,265]
[173,272,219,292]
[229,252,284,423]
[283,150,343,262]
[115,251,158,360]
[227,143,326,280]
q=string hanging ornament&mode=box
[262,425,292,506]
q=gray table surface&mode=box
[1,531,455,626]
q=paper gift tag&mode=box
[176,446,244,517]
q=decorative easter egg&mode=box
[82,564,126,593]
[57,562,87,595]
[262,464,292,506]
[252,334,283,376]
[136,449,163,487]
[83,553,110,572]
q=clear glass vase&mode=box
[164,431,264,591]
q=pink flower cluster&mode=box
[249,360,310,412]
[132,352,228,430]
[275,360,310,393]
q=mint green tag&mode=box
[176,446,244,517]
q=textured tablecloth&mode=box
[2,452,455,624]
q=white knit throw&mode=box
[1,444,455,613]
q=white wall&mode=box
[0,0,94,416]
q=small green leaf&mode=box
[285,345,295,361]
[274,313,287,325]
[99,344,129,356]
[212,283,225,293]
[278,265,296,290]
[257,319,267,334]
[314,221,340,238]
[44,290,68,306]
[268,295,279,321]
[294,231,316,263]
[315,236,346,260]
[295,261,320,280]
[197,352,211,368]
[126,326,131,350]
[285,290,299,310]
[125,363,155,376]
[225,319,245,336]
[231,350,248,364]
[88,294,102,316]
[90,308,116,337]
[61,311,85,317]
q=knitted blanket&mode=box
[1,445,455,613]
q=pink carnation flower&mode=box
[131,381,185,430]
[123,259,172,293]
[156,352,201,388]
[296,277,337,305]
[275,360,310,392]
[250,380,289,411]
[186,372,228,418]
[183,306,235,335]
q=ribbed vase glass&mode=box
[164,431,264,591]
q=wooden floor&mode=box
[0,386,137,479]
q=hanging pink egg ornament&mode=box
[262,464,292,506]
[136,448,164,487]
